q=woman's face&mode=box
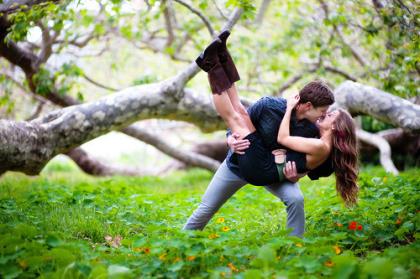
[316,110,340,130]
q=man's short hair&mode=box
[299,80,335,107]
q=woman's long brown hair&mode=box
[331,109,359,206]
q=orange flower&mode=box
[348,221,357,230]
[228,262,239,272]
[216,217,225,223]
[208,233,220,239]
[143,247,151,254]
[333,245,341,255]
[187,255,196,261]
[295,243,303,247]
[222,226,230,232]
[336,223,343,227]
[357,225,363,231]
[396,219,401,225]
[324,260,334,267]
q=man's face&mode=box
[299,103,329,123]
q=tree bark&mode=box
[334,81,420,132]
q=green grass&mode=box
[0,163,419,278]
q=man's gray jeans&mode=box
[183,160,305,237]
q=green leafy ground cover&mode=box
[0,162,419,278]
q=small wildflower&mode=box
[222,226,230,232]
[159,253,167,261]
[357,225,363,231]
[187,255,196,261]
[324,260,334,267]
[333,245,341,255]
[18,260,28,269]
[143,247,151,254]
[133,247,142,252]
[396,219,401,225]
[228,262,239,272]
[295,243,303,247]
[216,217,225,223]
[208,233,220,239]
[348,221,357,230]
[174,257,181,263]
[336,223,343,227]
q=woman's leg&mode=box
[226,84,249,116]
[213,88,255,139]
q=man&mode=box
[183,80,335,237]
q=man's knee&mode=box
[285,192,304,206]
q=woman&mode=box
[196,31,359,206]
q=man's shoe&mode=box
[218,30,240,83]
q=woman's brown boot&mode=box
[195,39,232,94]
[218,30,240,83]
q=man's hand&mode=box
[283,161,301,183]
[227,133,250,155]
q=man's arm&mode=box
[226,97,269,154]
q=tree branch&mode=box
[356,128,399,174]
[66,147,158,176]
[121,124,220,172]
[173,0,215,37]
[82,73,121,92]
[334,81,420,132]
[0,0,60,14]
[317,0,367,67]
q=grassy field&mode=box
[0,161,419,278]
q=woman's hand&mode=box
[286,93,300,110]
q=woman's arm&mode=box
[277,94,326,155]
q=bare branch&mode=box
[26,100,46,121]
[356,128,399,174]
[82,73,121,92]
[324,65,357,81]
[254,0,272,26]
[173,0,215,37]
[0,0,60,14]
[66,147,158,176]
[163,0,175,46]
[212,0,228,20]
[121,124,220,172]
[317,0,367,67]
[37,21,54,65]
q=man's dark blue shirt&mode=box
[226,96,333,181]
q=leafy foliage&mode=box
[0,166,418,278]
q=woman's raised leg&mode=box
[213,88,255,139]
